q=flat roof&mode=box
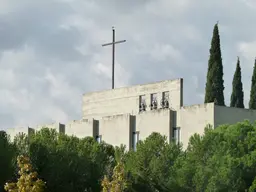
[83,78,183,96]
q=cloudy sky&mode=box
[1,0,256,129]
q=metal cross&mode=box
[102,26,126,89]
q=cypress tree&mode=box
[204,23,225,106]
[230,57,244,108]
[249,58,256,109]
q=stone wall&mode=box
[214,105,256,127]
[136,109,173,142]
[36,122,65,134]
[99,114,133,149]
[179,103,215,149]
[6,122,66,141]
[6,126,34,141]
[82,78,183,119]
[66,119,98,138]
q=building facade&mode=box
[6,78,256,149]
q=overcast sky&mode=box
[1,0,256,129]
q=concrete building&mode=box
[7,122,65,141]
[6,78,256,149]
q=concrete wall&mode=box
[99,114,132,149]
[66,119,98,138]
[36,122,65,134]
[179,103,215,149]
[82,78,183,119]
[136,109,173,142]
[178,104,256,149]
[214,106,256,127]
[6,126,35,141]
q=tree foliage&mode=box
[1,122,256,192]
[230,57,244,108]
[175,120,256,191]
[249,58,256,109]
[11,128,115,192]
[101,162,129,192]
[124,133,183,191]
[0,131,16,191]
[205,23,225,106]
[4,155,45,192]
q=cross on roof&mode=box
[102,27,126,89]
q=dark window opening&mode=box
[96,135,102,143]
[132,131,139,151]
[161,91,169,109]
[150,93,158,110]
[139,95,146,112]
[172,127,180,144]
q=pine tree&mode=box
[204,23,225,106]
[230,57,244,108]
[249,58,256,109]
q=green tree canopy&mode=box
[0,131,16,191]
[175,121,256,191]
[2,121,256,192]
[249,58,256,109]
[125,132,183,192]
[205,23,225,106]
[13,128,115,192]
[230,57,244,108]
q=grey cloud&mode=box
[32,28,84,62]
[1,0,256,129]
[0,112,16,130]
[0,1,73,50]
